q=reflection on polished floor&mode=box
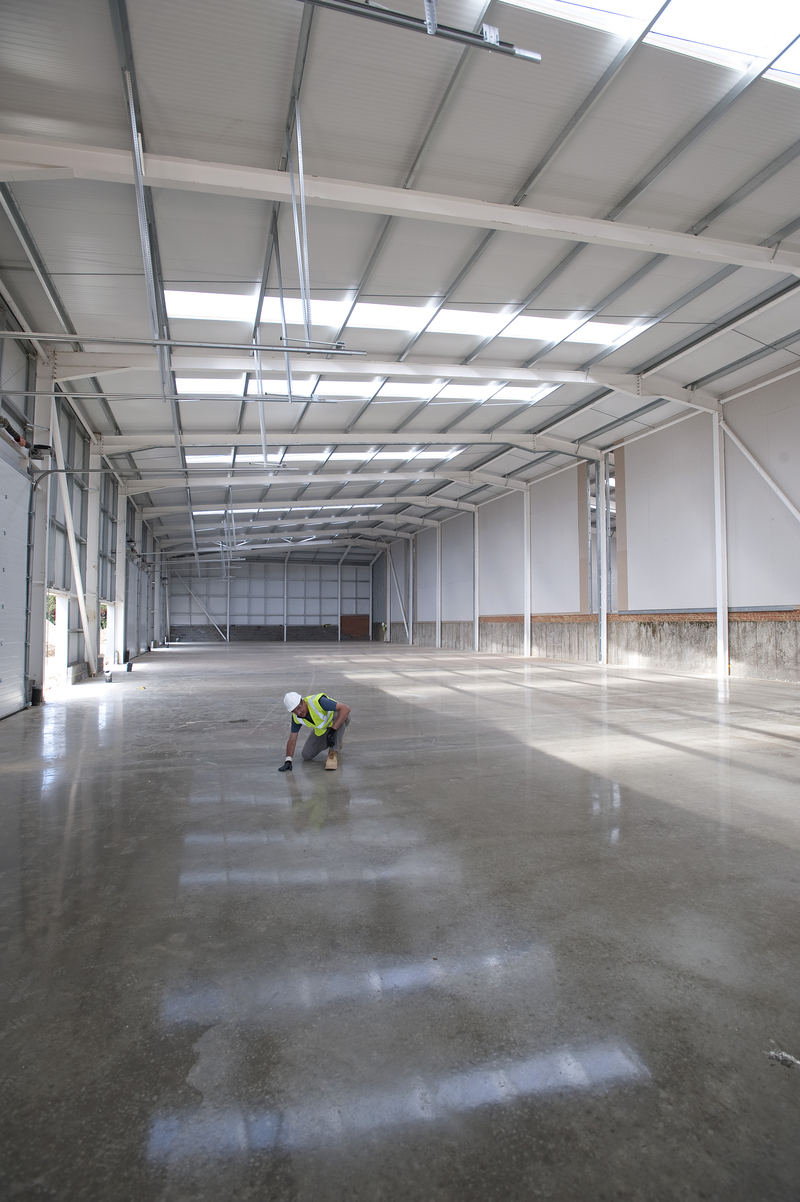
[2,643,800,1199]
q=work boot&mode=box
[325,749,338,770]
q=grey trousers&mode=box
[301,714,350,760]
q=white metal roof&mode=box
[1,0,799,563]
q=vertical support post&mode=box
[50,396,96,676]
[115,490,127,663]
[153,546,163,646]
[134,509,143,653]
[473,509,480,652]
[523,484,531,658]
[409,534,415,645]
[338,545,350,642]
[435,522,442,649]
[283,551,289,641]
[712,412,729,678]
[26,374,53,699]
[85,446,102,668]
[385,548,391,641]
[225,550,230,644]
[598,455,608,665]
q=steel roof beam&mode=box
[462,34,800,364]
[3,135,799,276]
[101,428,605,456]
[143,494,477,518]
[122,467,528,495]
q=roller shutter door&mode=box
[0,446,30,719]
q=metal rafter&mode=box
[395,1,672,362]
[108,0,200,569]
[461,32,800,367]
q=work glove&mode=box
[278,758,293,773]
[326,728,337,749]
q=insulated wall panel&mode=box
[624,414,715,611]
[441,512,473,621]
[531,467,581,614]
[415,526,437,621]
[479,492,524,615]
[0,446,30,719]
[724,378,800,608]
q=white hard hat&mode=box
[283,691,303,712]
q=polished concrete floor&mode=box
[2,643,800,1200]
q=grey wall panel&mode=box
[479,492,524,615]
[441,512,473,621]
[0,448,30,719]
[531,467,581,614]
[168,563,370,627]
[624,414,715,611]
[415,526,437,621]
[725,378,800,608]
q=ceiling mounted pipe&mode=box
[293,0,541,61]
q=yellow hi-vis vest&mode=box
[297,693,336,736]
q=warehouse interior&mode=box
[2,0,800,1196]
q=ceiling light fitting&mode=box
[295,0,541,61]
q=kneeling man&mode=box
[279,691,351,772]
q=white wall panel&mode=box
[725,379,800,608]
[531,467,581,614]
[441,512,474,621]
[415,527,437,621]
[624,414,716,610]
[0,447,30,719]
[389,540,408,626]
[479,492,524,615]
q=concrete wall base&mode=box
[479,620,524,655]
[527,612,800,682]
[442,621,474,650]
[412,621,435,647]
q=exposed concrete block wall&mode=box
[441,621,473,650]
[608,615,715,673]
[531,616,598,663]
[729,614,800,682]
[412,621,436,647]
[479,618,524,655]
[390,621,409,644]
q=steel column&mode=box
[473,510,480,652]
[435,522,442,649]
[523,485,531,658]
[597,456,609,664]
[712,414,729,678]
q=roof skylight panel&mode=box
[348,303,433,332]
[185,454,234,464]
[246,378,316,397]
[314,380,382,397]
[176,377,246,395]
[499,0,800,75]
[165,292,346,327]
[377,383,445,398]
[645,0,800,72]
[498,0,657,38]
[427,309,508,337]
[767,38,800,86]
